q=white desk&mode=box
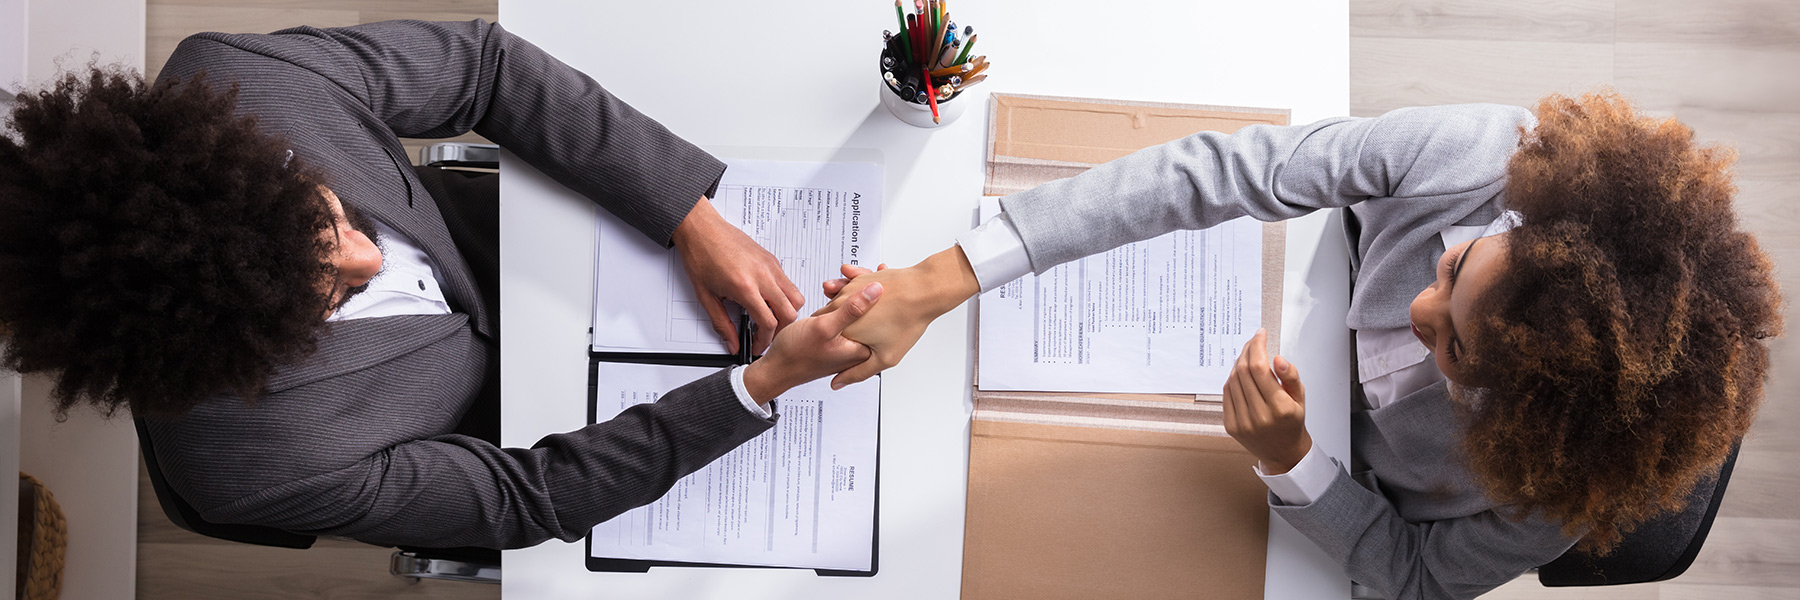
[498,1,1351,598]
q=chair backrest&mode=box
[419,142,499,169]
[1537,441,1741,586]
[134,419,316,549]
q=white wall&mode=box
[0,0,23,95]
[25,0,143,84]
[13,2,148,598]
[18,376,141,600]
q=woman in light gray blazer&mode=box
[816,92,1783,600]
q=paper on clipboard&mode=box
[591,159,881,354]
[586,362,878,571]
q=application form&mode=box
[977,197,1263,394]
[592,159,882,353]
[587,363,879,571]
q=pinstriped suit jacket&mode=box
[142,20,775,549]
[1000,105,1579,599]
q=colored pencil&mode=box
[894,0,912,62]
[930,63,971,78]
[922,66,940,122]
[931,23,948,69]
[954,33,977,65]
[937,1,947,38]
[928,0,939,40]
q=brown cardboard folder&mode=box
[963,94,1291,600]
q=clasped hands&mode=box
[673,198,978,405]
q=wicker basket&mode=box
[17,472,66,600]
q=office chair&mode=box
[133,142,504,585]
[1537,441,1741,586]
[135,419,502,583]
[1345,441,1742,599]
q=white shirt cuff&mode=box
[728,365,772,419]
[1253,444,1336,506]
[956,211,1033,293]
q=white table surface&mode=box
[498,1,1351,598]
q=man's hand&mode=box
[742,283,884,403]
[814,246,980,388]
[672,197,805,354]
[1222,329,1313,474]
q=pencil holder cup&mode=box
[879,68,966,128]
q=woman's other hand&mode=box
[1223,329,1314,474]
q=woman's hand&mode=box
[1223,329,1313,474]
[672,196,806,354]
[742,282,884,403]
[814,246,980,389]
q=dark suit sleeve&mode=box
[163,363,774,550]
[412,370,777,548]
[246,19,723,246]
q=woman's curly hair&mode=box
[0,66,338,418]
[1456,91,1784,554]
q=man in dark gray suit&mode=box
[0,19,880,550]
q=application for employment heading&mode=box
[592,159,882,353]
[588,363,879,571]
[976,197,1263,395]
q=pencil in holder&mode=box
[879,1,987,128]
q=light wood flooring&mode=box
[136,0,1800,598]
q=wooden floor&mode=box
[136,0,1800,598]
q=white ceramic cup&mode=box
[879,77,966,128]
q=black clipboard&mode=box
[582,316,881,577]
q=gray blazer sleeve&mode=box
[404,370,776,548]
[164,363,774,550]
[332,370,773,548]
[1273,465,1575,600]
[998,104,1533,273]
[221,19,724,245]
[147,317,775,549]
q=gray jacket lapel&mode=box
[1359,379,1500,519]
[1365,379,1460,468]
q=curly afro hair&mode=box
[1456,91,1784,554]
[0,66,338,418]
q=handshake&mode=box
[671,197,979,405]
[735,247,980,405]
[684,207,1310,476]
